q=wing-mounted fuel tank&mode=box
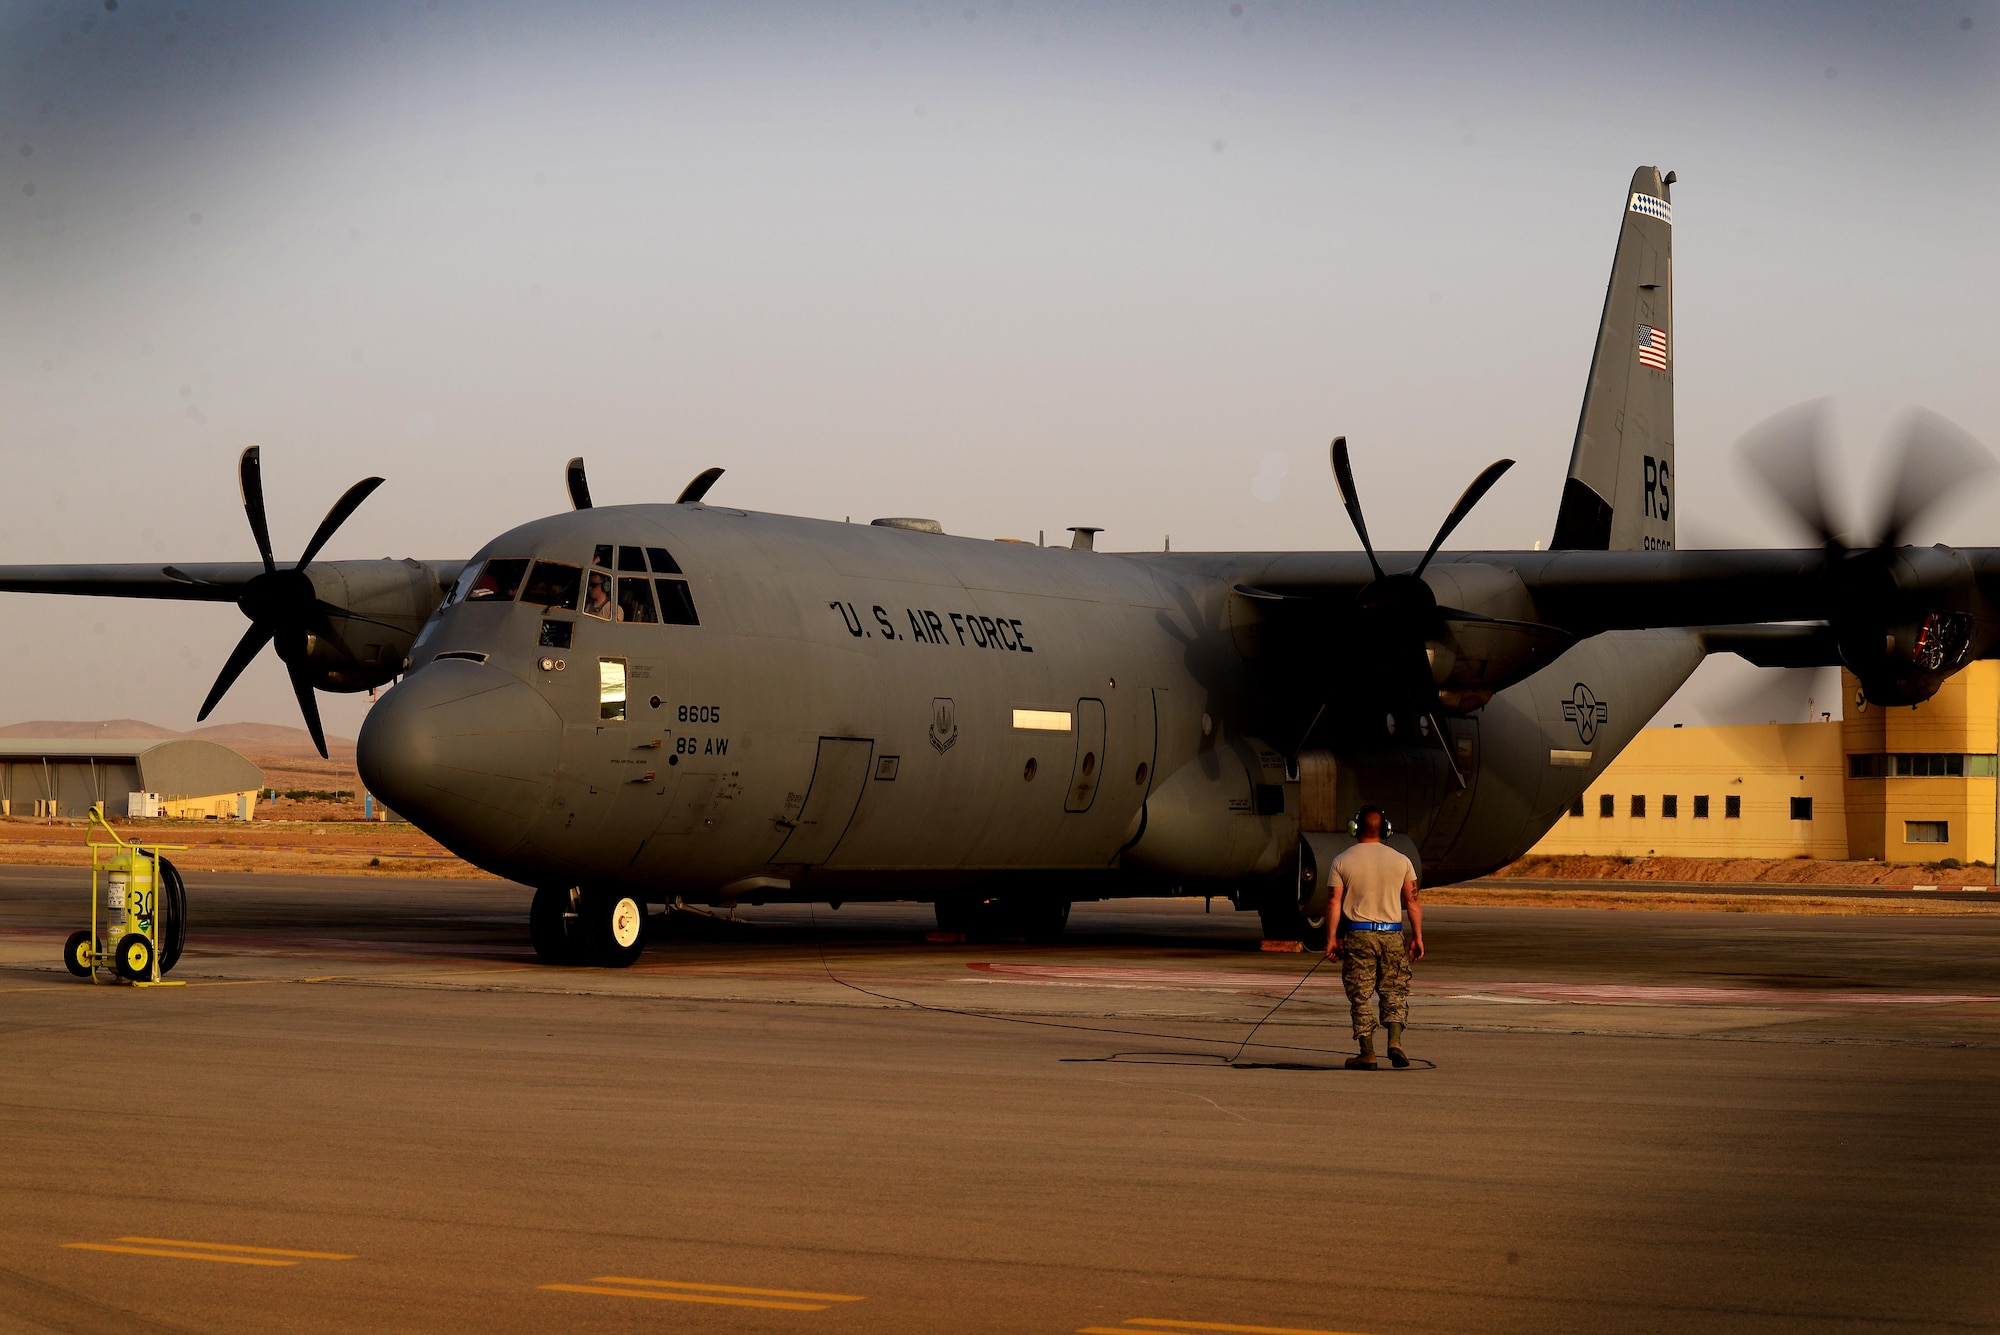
[1122,736,1296,882]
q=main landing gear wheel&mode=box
[529,886,585,965]
[63,931,93,978]
[581,887,647,968]
[114,933,154,982]
[1258,896,1329,951]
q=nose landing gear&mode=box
[530,885,648,967]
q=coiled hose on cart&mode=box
[149,854,186,973]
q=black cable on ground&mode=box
[801,906,1425,1068]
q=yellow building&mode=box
[1532,663,2000,865]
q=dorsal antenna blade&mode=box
[566,457,593,510]
[1330,437,1384,581]
[1414,458,1514,578]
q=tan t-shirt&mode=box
[1328,841,1416,925]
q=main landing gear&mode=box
[530,885,647,968]
[933,896,1071,943]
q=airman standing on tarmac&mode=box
[1326,806,1424,1069]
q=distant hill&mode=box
[0,720,357,763]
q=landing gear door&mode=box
[771,737,874,865]
[1420,717,1480,862]
[1064,698,1107,813]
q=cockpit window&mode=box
[582,570,613,620]
[465,558,529,602]
[592,544,614,569]
[657,579,699,626]
[617,545,648,572]
[520,561,582,611]
[616,576,659,623]
[646,547,682,575]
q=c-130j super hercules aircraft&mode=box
[4,165,1994,967]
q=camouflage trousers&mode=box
[1340,930,1412,1042]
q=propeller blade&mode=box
[1414,458,1514,577]
[567,457,593,510]
[1875,409,1994,550]
[295,476,385,570]
[274,628,328,758]
[677,466,724,505]
[285,655,329,760]
[196,622,275,722]
[1740,401,1843,548]
[239,446,277,574]
[1329,437,1384,581]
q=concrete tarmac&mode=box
[2,866,1997,1334]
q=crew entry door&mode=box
[1064,699,1107,813]
[771,737,875,864]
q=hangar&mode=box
[0,738,266,820]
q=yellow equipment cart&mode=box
[63,807,189,986]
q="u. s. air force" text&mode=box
[829,600,1034,652]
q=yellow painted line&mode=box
[592,1275,864,1302]
[63,1243,293,1267]
[1115,1321,1374,1335]
[117,1236,355,1260]
[539,1283,828,1311]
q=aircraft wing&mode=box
[0,562,265,601]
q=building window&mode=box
[1599,793,1614,818]
[1790,796,1813,820]
[1661,794,1678,818]
[1693,794,1710,818]
[1849,753,1999,778]
[1725,795,1742,819]
[1630,794,1646,818]
[1906,820,1949,844]
[1569,796,1585,817]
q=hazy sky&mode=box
[3,0,1995,739]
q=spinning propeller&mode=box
[186,447,384,759]
[1742,403,1996,704]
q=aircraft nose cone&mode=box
[358,660,562,863]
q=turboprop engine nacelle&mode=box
[1414,563,1573,713]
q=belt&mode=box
[1344,920,1404,932]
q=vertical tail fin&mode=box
[1550,165,1676,551]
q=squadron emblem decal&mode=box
[929,697,958,754]
[1562,682,1609,745]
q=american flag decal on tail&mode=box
[1636,324,1668,371]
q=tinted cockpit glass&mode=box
[657,579,699,626]
[465,558,529,601]
[646,547,682,575]
[520,562,582,611]
[582,570,613,620]
[616,576,659,623]
[617,545,648,572]
[592,544,614,569]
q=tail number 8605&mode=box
[677,705,721,724]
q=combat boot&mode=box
[1385,1022,1410,1068]
[1345,1039,1378,1071]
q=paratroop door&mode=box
[771,737,875,864]
[1064,698,1107,813]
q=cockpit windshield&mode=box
[520,561,582,611]
[465,558,529,601]
[616,576,659,623]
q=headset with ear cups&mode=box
[1347,805,1393,838]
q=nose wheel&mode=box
[530,885,647,967]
